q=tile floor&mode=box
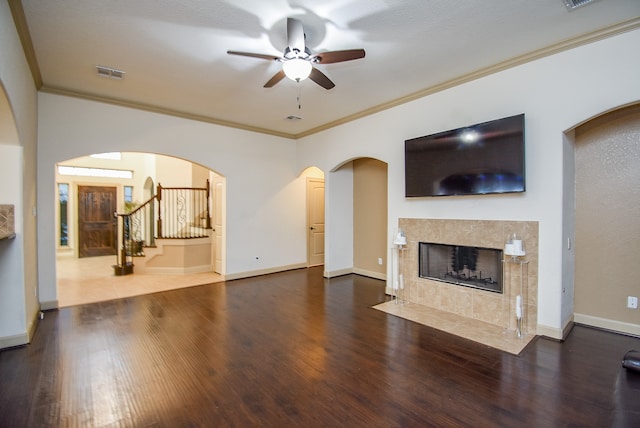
[57,255,224,308]
[374,300,535,355]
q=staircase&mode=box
[113,180,212,275]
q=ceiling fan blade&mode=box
[312,49,366,64]
[227,50,281,61]
[287,17,305,54]
[264,70,286,88]
[309,67,335,90]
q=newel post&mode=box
[206,179,211,229]
[156,183,163,238]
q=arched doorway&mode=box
[54,152,226,307]
[572,103,640,336]
[326,157,388,279]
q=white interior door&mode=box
[307,178,325,267]
[213,176,225,274]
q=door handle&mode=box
[310,226,315,230]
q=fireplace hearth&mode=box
[419,242,503,293]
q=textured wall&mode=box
[353,158,387,277]
[575,105,640,327]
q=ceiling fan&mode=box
[227,17,365,90]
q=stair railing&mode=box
[157,180,211,238]
[114,180,211,275]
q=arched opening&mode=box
[326,157,388,279]
[0,81,35,347]
[571,103,640,335]
[54,152,226,307]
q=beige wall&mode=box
[353,158,387,278]
[156,154,191,187]
[574,105,640,327]
[192,163,210,189]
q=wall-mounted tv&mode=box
[404,113,525,197]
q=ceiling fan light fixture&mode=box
[282,58,312,82]
[227,17,364,89]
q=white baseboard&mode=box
[352,268,386,281]
[224,263,307,281]
[574,313,640,337]
[535,323,564,340]
[562,315,575,339]
[141,265,213,275]
[0,333,28,350]
[323,268,353,278]
[40,300,59,310]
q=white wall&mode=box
[297,29,640,338]
[0,1,39,347]
[324,163,354,277]
[562,131,576,330]
[0,145,26,344]
[37,94,306,306]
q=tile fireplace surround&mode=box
[381,218,538,353]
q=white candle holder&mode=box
[504,233,526,260]
[392,228,407,304]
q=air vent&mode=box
[96,65,125,79]
[562,0,598,10]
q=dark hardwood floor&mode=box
[1,266,639,427]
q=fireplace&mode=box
[395,218,539,332]
[419,243,502,293]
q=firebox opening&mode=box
[419,242,503,293]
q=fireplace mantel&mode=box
[395,218,538,335]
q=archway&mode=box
[0,81,36,348]
[327,157,388,280]
[571,103,640,336]
[54,152,226,307]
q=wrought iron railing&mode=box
[114,180,211,275]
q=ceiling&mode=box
[14,0,640,138]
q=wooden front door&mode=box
[78,186,117,258]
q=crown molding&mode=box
[295,17,640,139]
[8,0,42,88]
[40,86,297,139]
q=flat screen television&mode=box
[404,113,525,197]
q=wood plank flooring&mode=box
[1,266,639,427]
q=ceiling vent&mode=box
[562,0,598,10]
[96,65,125,79]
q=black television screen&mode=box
[404,113,525,197]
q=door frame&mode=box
[306,177,325,267]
